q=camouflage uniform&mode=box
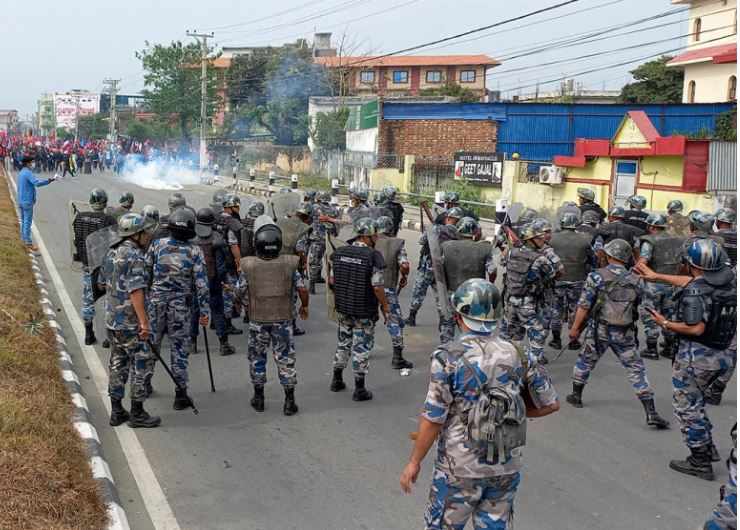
[82,268,96,324]
[572,264,654,399]
[248,270,304,387]
[705,424,737,530]
[146,237,210,385]
[307,202,328,283]
[638,241,677,344]
[409,232,441,313]
[422,333,558,530]
[222,227,240,318]
[98,240,152,402]
[384,244,408,349]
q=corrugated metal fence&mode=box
[708,141,737,191]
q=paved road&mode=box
[12,168,736,530]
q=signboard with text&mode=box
[53,93,100,130]
[453,152,504,187]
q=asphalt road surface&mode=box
[10,167,736,530]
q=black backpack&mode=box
[687,281,737,350]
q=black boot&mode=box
[283,387,298,416]
[191,338,199,354]
[250,385,265,412]
[109,398,130,427]
[330,368,346,392]
[145,380,154,398]
[406,309,417,327]
[102,339,110,349]
[566,382,585,408]
[660,339,678,359]
[292,321,305,336]
[218,335,235,356]
[704,379,726,406]
[669,446,715,480]
[568,339,582,350]
[173,387,192,411]
[352,375,373,402]
[548,330,562,350]
[391,346,413,369]
[225,319,243,335]
[309,282,316,295]
[708,442,721,462]
[640,397,670,429]
[127,400,161,428]
[84,322,97,346]
[243,312,250,324]
[640,340,659,360]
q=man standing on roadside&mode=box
[17,155,56,251]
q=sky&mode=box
[1,0,698,117]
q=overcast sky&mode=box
[3,0,695,116]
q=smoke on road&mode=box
[120,155,201,191]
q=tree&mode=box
[420,81,480,103]
[617,56,683,104]
[124,119,176,143]
[76,114,109,140]
[311,109,350,150]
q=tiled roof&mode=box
[314,54,500,68]
[667,43,737,65]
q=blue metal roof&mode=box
[381,103,507,121]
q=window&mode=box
[426,70,442,83]
[688,80,696,103]
[360,70,375,84]
[693,17,702,41]
[392,70,408,84]
[460,70,476,83]
[729,76,737,101]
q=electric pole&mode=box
[74,96,81,143]
[187,31,213,172]
[103,78,120,142]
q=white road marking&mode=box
[6,171,181,530]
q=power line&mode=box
[200,0,326,31]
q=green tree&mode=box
[715,108,737,141]
[76,114,109,139]
[617,55,683,104]
[124,119,176,143]
[420,81,480,103]
[311,109,349,150]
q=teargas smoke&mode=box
[120,154,202,191]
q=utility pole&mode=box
[74,96,81,143]
[103,78,120,143]
[187,30,213,172]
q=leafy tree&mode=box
[715,108,737,141]
[617,56,683,104]
[311,109,350,150]
[124,119,176,143]
[76,114,109,140]
[420,81,480,103]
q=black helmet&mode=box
[167,208,196,241]
[254,223,282,260]
[168,192,186,211]
[195,207,216,238]
[119,191,134,207]
[89,188,108,211]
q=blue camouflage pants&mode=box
[439,313,456,345]
[547,281,583,332]
[384,288,405,348]
[501,295,548,363]
[409,264,440,312]
[222,272,238,318]
[107,328,153,402]
[150,298,192,385]
[191,278,228,340]
[425,468,519,530]
[573,322,654,399]
[639,280,676,343]
[82,268,96,324]
[308,239,326,282]
[704,429,737,530]
[248,320,296,387]
[334,314,375,375]
[715,336,737,387]
[673,361,728,449]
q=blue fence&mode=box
[381,102,735,162]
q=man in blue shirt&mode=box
[17,155,56,251]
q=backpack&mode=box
[458,353,527,465]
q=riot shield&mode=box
[507,202,524,224]
[427,225,451,318]
[348,206,393,224]
[554,204,582,229]
[269,192,300,219]
[86,225,122,271]
[325,233,347,323]
[253,214,279,236]
[69,199,91,272]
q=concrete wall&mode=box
[685,0,737,52]
[369,155,414,191]
[346,127,378,153]
[682,62,737,103]
[377,119,497,157]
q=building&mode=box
[53,90,101,131]
[0,110,19,133]
[314,54,499,101]
[667,0,737,103]
[512,80,621,104]
[37,93,55,136]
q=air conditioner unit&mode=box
[538,165,564,185]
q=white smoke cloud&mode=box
[120,155,202,191]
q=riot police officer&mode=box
[212,189,227,215]
[329,217,390,401]
[568,239,670,430]
[241,201,264,260]
[74,188,117,345]
[139,205,160,255]
[380,185,404,236]
[278,203,313,335]
[547,213,598,350]
[151,193,187,243]
[433,191,479,225]
[623,195,649,231]
[215,194,244,335]
[636,213,683,360]
[107,191,135,219]
[577,188,606,223]
[594,206,645,260]
[666,199,690,236]
[576,210,600,237]
[713,208,736,267]
[240,217,309,415]
[349,188,370,212]
[375,216,413,369]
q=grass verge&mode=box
[0,169,108,529]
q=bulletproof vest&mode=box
[277,217,311,256]
[597,221,642,246]
[442,240,491,292]
[241,216,255,257]
[596,267,640,326]
[579,203,605,222]
[576,224,597,237]
[375,235,404,290]
[244,255,299,323]
[197,236,218,280]
[505,244,540,297]
[385,201,404,233]
[74,210,116,266]
[421,224,460,257]
[548,230,589,282]
[640,230,683,275]
[332,245,378,319]
[623,209,648,231]
[667,213,690,237]
[716,229,737,267]
[215,213,237,269]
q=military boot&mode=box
[669,446,714,480]
[191,338,199,355]
[704,379,727,406]
[218,335,235,356]
[84,322,97,346]
[391,346,413,369]
[225,319,243,335]
[406,309,418,327]
[309,282,316,295]
[640,339,659,360]
[330,369,346,392]
[548,330,562,350]
[568,339,582,350]
[566,382,585,408]
[640,397,670,429]
[250,385,265,412]
[109,398,130,427]
[173,387,192,411]
[352,375,373,402]
[660,339,678,359]
[708,442,721,462]
[292,321,305,336]
[127,400,161,428]
[283,386,298,416]
[102,339,110,349]
[242,312,250,324]
[145,380,154,398]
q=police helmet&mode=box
[354,216,377,236]
[296,203,314,219]
[562,201,578,207]
[603,238,632,263]
[304,188,317,200]
[372,192,385,204]
[609,206,625,219]
[317,190,331,203]
[168,193,186,210]
[445,206,464,220]
[195,207,216,238]
[685,238,733,285]
[688,211,714,232]
[249,201,265,217]
[456,217,480,238]
[560,213,580,230]
[520,208,539,223]
[141,205,160,224]
[628,195,647,209]
[383,185,398,202]
[376,216,394,235]
[351,188,369,202]
[645,213,668,228]
[520,218,551,240]
[582,211,599,225]
[222,194,241,208]
[577,187,595,202]
[117,213,148,237]
[119,191,134,207]
[89,188,108,211]
[167,208,197,241]
[254,221,282,260]
[450,279,501,333]
[715,208,736,225]
[666,199,684,214]
[444,191,460,204]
